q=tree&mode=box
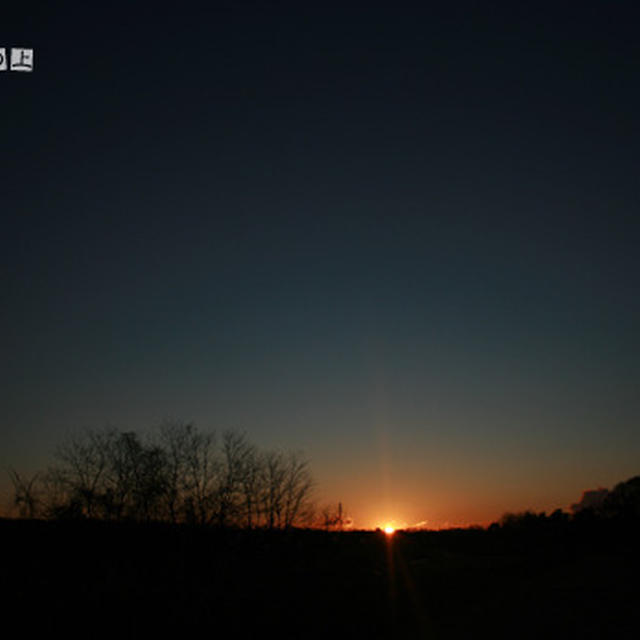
[320,502,345,531]
[282,452,314,528]
[262,451,286,529]
[217,430,254,528]
[50,427,168,521]
[129,440,168,522]
[155,420,196,523]
[8,469,40,518]
[101,430,141,520]
[9,422,318,529]
[602,476,640,521]
[238,445,264,528]
[182,426,219,525]
[52,428,109,518]
[260,450,315,529]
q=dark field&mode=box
[1,518,638,639]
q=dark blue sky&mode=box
[2,2,639,526]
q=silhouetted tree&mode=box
[239,445,263,528]
[319,502,345,531]
[282,452,314,528]
[216,431,253,527]
[155,420,196,523]
[8,469,40,518]
[570,488,610,515]
[9,422,317,529]
[602,476,640,521]
[263,451,287,529]
[498,510,547,530]
[259,450,314,528]
[182,426,219,525]
[53,428,109,518]
[100,430,143,520]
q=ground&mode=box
[1,518,638,638]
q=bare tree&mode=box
[8,469,41,518]
[262,451,286,529]
[319,502,345,531]
[155,420,195,523]
[53,428,109,518]
[216,431,254,527]
[182,426,219,525]
[282,452,315,528]
[239,446,263,528]
[261,450,315,529]
[100,430,140,520]
[37,467,74,518]
[99,430,170,521]
[131,441,167,522]
[10,422,318,529]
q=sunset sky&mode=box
[2,2,639,528]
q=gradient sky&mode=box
[2,2,639,528]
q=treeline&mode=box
[9,422,315,528]
[493,475,640,531]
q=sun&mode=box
[384,525,395,535]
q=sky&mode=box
[2,2,639,528]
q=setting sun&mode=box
[384,526,395,535]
